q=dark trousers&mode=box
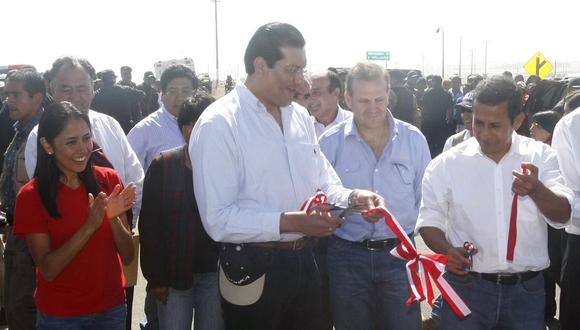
[314,237,333,330]
[560,233,580,329]
[544,226,566,321]
[125,286,134,330]
[221,245,322,330]
[4,230,36,330]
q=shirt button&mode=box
[374,168,379,173]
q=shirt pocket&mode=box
[288,142,321,189]
[388,161,414,192]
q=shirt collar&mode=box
[462,131,521,158]
[236,83,294,114]
[344,109,398,141]
[14,109,43,135]
[160,104,178,122]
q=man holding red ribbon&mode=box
[189,23,383,330]
[417,76,573,330]
[319,62,431,330]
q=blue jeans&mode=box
[37,303,126,330]
[327,236,421,330]
[440,272,545,330]
[157,272,224,330]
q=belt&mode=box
[469,271,540,285]
[250,237,311,250]
[336,235,402,250]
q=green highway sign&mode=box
[366,51,390,61]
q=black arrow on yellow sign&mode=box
[536,57,547,75]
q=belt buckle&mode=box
[496,273,516,285]
[366,239,382,251]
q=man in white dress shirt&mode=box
[24,56,144,330]
[189,22,382,329]
[417,76,572,330]
[552,109,580,330]
[308,70,352,138]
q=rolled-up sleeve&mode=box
[189,117,281,244]
[415,157,450,233]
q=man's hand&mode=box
[445,247,476,276]
[280,203,345,237]
[350,189,385,223]
[150,287,169,304]
[512,163,541,196]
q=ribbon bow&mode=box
[368,206,472,318]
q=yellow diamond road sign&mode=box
[524,52,554,78]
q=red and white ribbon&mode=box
[506,165,528,262]
[300,192,471,318]
[367,206,472,318]
[300,190,327,212]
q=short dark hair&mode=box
[36,102,99,218]
[474,76,523,123]
[49,56,97,81]
[431,75,443,86]
[243,22,306,75]
[120,66,132,72]
[346,62,390,96]
[565,90,580,112]
[451,76,461,84]
[160,65,198,94]
[6,68,46,98]
[326,70,343,96]
[177,93,216,131]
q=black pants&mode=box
[221,245,322,330]
[4,230,36,330]
[314,237,333,330]
[560,232,580,329]
[544,226,566,321]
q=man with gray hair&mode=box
[319,62,430,329]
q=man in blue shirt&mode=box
[319,62,431,330]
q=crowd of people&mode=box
[0,21,580,330]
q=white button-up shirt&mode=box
[127,105,185,172]
[312,106,353,138]
[25,110,145,225]
[416,133,572,273]
[552,110,580,235]
[189,84,351,244]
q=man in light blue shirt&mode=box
[128,65,198,172]
[319,62,431,330]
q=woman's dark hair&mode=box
[35,101,100,218]
[177,93,216,131]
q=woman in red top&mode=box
[13,101,135,329]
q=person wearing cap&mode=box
[307,70,352,138]
[189,22,383,329]
[529,110,564,329]
[319,62,430,330]
[552,107,580,330]
[119,66,137,88]
[137,71,160,117]
[417,76,573,329]
[390,69,419,125]
[564,90,580,115]
[530,110,561,145]
[443,92,475,152]
[91,69,146,134]
[421,75,454,157]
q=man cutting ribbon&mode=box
[319,62,431,330]
[416,76,573,330]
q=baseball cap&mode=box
[218,244,267,306]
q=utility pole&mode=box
[459,36,462,78]
[484,40,488,76]
[212,0,220,87]
[436,27,445,78]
